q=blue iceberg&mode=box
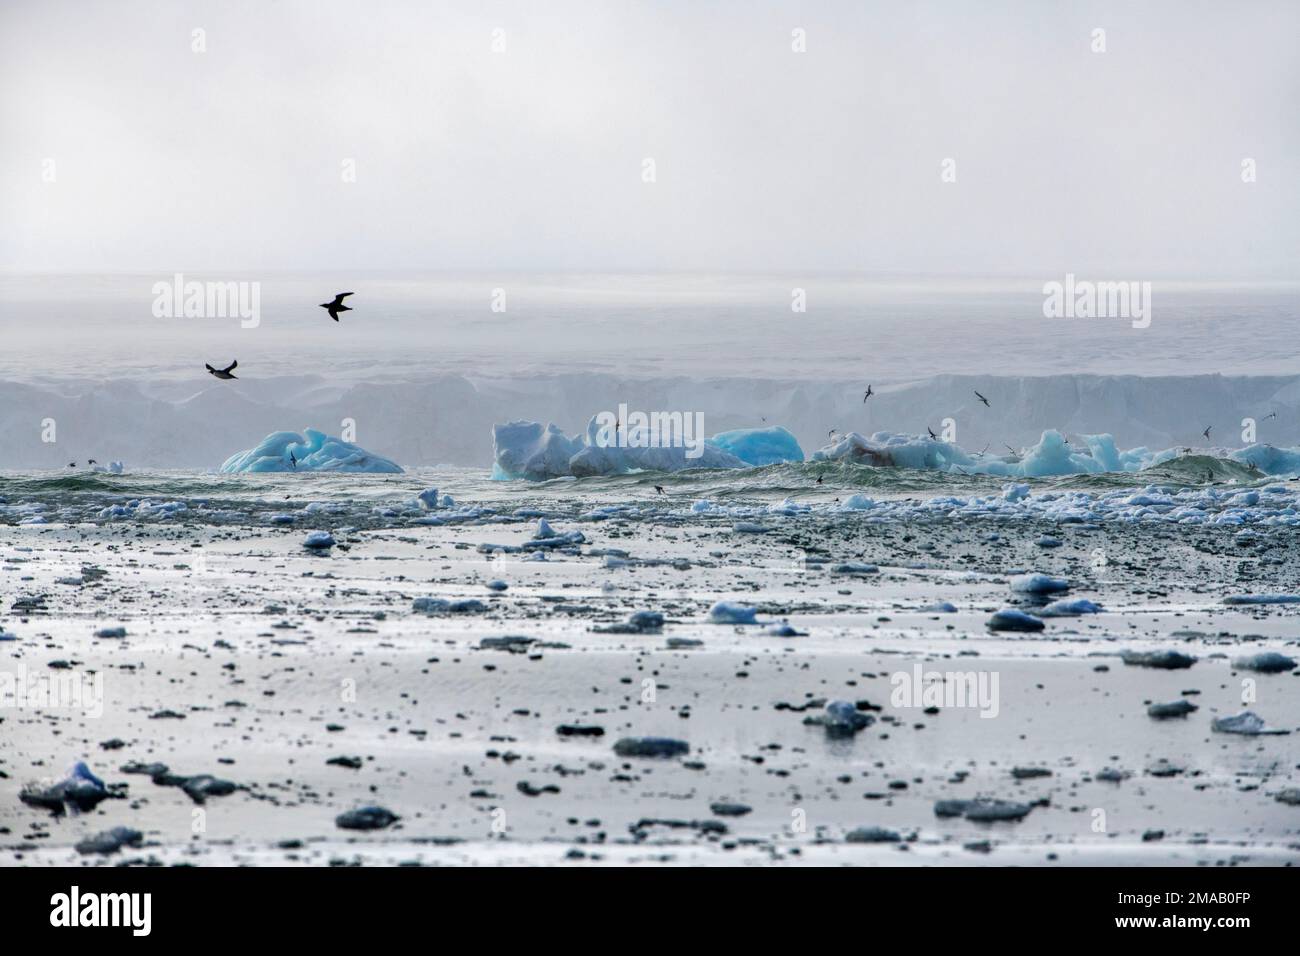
[709,426,804,466]
[220,428,403,474]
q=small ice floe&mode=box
[1008,573,1068,595]
[1120,649,1196,669]
[485,579,509,592]
[75,826,144,856]
[478,636,535,653]
[1002,483,1030,502]
[0,628,16,641]
[414,597,487,614]
[1095,768,1131,783]
[303,530,335,550]
[94,626,127,639]
[666,637,704,649]
[1038,598,1103,617]
[921,601,958,613]
[528,519,584,549]
[19,762,115,815]
[933,799,1033,822]
[613,737,689,758]
[986,609,1045,632]
[710,802,753,817]
[768,497,810,516]
[1275,789,1300,806]
[1034,536,1062,549]
[417,487,440,509]
[1232,651,1297,673]
[1148,699,1198,719]
[269,513,295,525]
[1222,593,1300,605]
[732,522,770,534]
[1211,710,1289,735]
[845,826,902,843]
[1010,766,1051,780]
[708,601,758,625]
[840,494,876,510]
[765,622,807,637]
[804,700,875,737]
[831,562,879,576]
[336,806,400,830]
[594,611,664,634]
[1146,758,1186,777]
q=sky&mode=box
[1,0,1297,277]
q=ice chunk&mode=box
[708,601,758,624]
[708,426,804,466]
[221,428,402,473]
[1009,573,1069,594]
[492,417,748,479]
[986,609,1045,631]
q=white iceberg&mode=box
[220,428,403,474]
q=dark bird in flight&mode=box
[828,428,838,437]
[67,461,76,468]
[863,385,874,402]
[654,485,665,495]
[1005,444,1018,456]
[1202,425,1212,441]
[816,475,823,485]
[1264,412,1278,420]
[974,390,990,407]
[927,426,937,440]
[320,292,354,321]
[87,459,96,465]
[206,360,238,380]
[289,451,297,469]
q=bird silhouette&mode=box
[816,475,823,485]
[320,292,354,321]
[289,451,297,469]
[67,461,76,468]
[87,459,96,465]
[927,426,937,440]
[863,385,874,402]
[974,390,990,407]
[1202,425,1212,441]
[654,485,665,495]
[1264,412,1278,420]
[206,360,238,380]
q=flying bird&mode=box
[974,390,990,407]
[863,385,874,402]
[206,360,238,380]
[87,459,96,465]
[1202,425,1212,441]
[816,475,823,485]
[67,461,76,468]
[320,292,354,322]
[927,426,937,440]
[1264,412,1278,420]
[289,451,297,469]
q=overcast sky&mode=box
[2,0,1297,276]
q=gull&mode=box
[205,359,238,380]
[1264,412,1277,420]
[1202,425,1212,441]
[927,426,937,440]
[320,292,354,322]
[974,390,990,407]
[863,385,874,402]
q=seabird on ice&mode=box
[205,360,238,380]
